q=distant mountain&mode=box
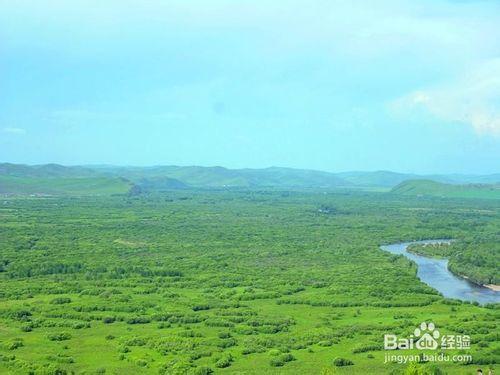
[1,163,499,195]
[93,165,350,188]
[136,177,189,191]
[0,163,132,195]
[391,180,500,199]
[0,176,132,196]
[338,170,500,187]
[0,163,99,178]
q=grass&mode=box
[0,190,498,374]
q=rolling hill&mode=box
[0,163,98,178]
[338,170,500,187]
[0,175,132,196]
[391,179,500,199]
[0,163,132,195]
[92,165,350,188]
[1,163,499,195]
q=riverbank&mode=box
[406,241,500,295]
[485,284,500,292]
[381,240,500,304]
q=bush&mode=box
[126,316,151,324]
[281,353,295,362]
[103,316,116,324]
[192,304,210,311]
[5,339,23,350]
[51,297,72,305]
[21,324,33,332]
[217,338,237,348]
[318,340,333,347]
[125,337,147,346]
[270,353,295,367]
[270,358,285,367]
[9,310,32,321]
[215,354,233,368]
[48,332,72,341]
[218,331,231,339]
[193,367,214,375]
[333,357,353,366]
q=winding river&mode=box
[381,240,499,304]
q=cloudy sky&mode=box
[1,0,499,174]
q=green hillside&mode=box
[339,170,500,187]
[0,176,132,196]
[2,163,499,192]
[0,163,99,178]
[391,179,500,199]
[94,165,350,188]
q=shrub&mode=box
[125,337,147,346]
[270,353,295,367]
[192,304,210,311]
[5,339,23,350]
[47,332,72,341]
[51,297,72,305]
[333,357,353,366]
[218,331,231,339]
[281,353,295,362]
[103,316,116,324]
[270,358,285,367]
[215,354,233,368]
[21,324,33,332]
[318,340,333,347]
[126,316,151,324]
[217,338,237,348]
[9,310,32,321]
[193,367,214,375]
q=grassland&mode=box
[0,190,498,374]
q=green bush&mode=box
[102,316,116,324]
[215,354,233,368]
[193,366,214,375]
[333,357,354,366]
[47,332,72,341]
[51,297,72,305]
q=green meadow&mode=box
[0,190,498,374]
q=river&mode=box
[381,240,499,304]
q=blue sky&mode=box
[0,0,499,174]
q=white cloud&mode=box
[391,58,500,137]
[2,127,27,135]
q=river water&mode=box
[381,240,499,304]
